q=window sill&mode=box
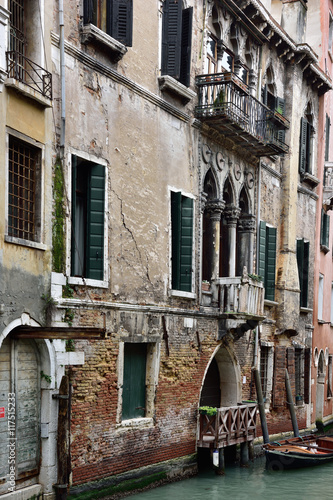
[301,172,320,188]
[116,417,154,430]
[158,75,196,103]
[318,319,328,324]
[68,276,108,288]
[80,23,127,62]
[169,289,196,299]
[300,307,313,314]
[4,235,47,251]
[320,244,330,254]
[5,78,52,107]
[264,299,278,308]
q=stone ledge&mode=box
[0,484,43,500]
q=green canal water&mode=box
[129,455,333,500]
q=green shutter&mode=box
[110,0,133,46]
[122,343,147,420]
[275,97,285,115]
[297,239,309,308]
[171,191,182,289]
[265,226,276,301]
[321,209,330,248]
[258,221,266,284]
[179,7,193,87]
[86,164,105,280]
[71,155,77,275]
[180,196,193,292]
[161,0,182,79]
[299,117,308,174]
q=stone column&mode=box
[206,199,225,281]
[238,214,256,275]
[224,205,241,277]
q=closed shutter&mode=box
[265,226,276,301]
[258,221,266,287]
[110,0,133,46]
[304,348,310,404]
[180,196,193,292]
[325,114,331,162]
[83,0,95,24]
[179,7,193,87]
[122,343,147,420]
[296,239,309,307]
[321,209,330,248]
[299,117,308,174]
[87,164,105,281]
[161,0,182,80]
[276,97,286,146]
[71,155,77,276]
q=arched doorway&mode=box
[316,350,325,423]
[0,337,40,494]
[200,345,240,408]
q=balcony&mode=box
[197,404,257,449]
[323,163,333,209]
[6,51,52,103]
[195,73,289,157]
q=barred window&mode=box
[8,136,41,241]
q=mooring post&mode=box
[285,368,299,437]
[253,367,270,443]
[240,442,249,466]
[215,448,225,475]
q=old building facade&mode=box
[0,0,332,499]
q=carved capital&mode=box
[238,214,256,232]
[206,199,225,220]
[224,204,241,225]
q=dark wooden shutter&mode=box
[275,97,285,115]
[71,155,77,276]
[179,7,193,87]
[325,114,331,162]
[109,0,133,46]
[161,0,182,79]
[83,0,96,24]
[304,348,310,404]
[86,164,105,280]
[321,209,330,247]
[258,221,266,284]
[122,344,147,420]
[299,117,308,174]
[265,226,276,301]
[297,239,309,308]
[180,196,193,292]
[171,191,182,290]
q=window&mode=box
[258,222,277,301]
[296,239,309,308]
[71,156,105,281]
[328,355,333,398]
[320,209,330,250]
[8,135,41,242]
[318,273,324,321]
[325,114,331,162]
[295,348,304,404]
[122,343,147,420]
[262,86,286,144]
[259,343,273,407]
[161,0,193,87]
[83,0,133,46]
[171,191,193,292]
[299,117,314,174]
[260,346,269,401]
[220,47,234,72]
[329,13,333,53]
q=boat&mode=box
[263,434,333,470]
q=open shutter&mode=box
[275,97,285,115]
[299,117,308,174]
[296,239,304,304]
[258,221,266,285]
[86,164,105,280]
[83,0,95,24]
[304,348,310,404]
[110,0,133,46]
[265,226,276,301]
[122,344,147,420]
[325,114,331,162]
[179,7,193,87]
[161,0,182,79]
[180,196,193,292]
[171,191,182,290]
[321,209,330,248]
[71,155,77,275]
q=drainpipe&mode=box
[59,0,65,155]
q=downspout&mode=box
[59,0,65,156]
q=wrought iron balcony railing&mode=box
[6,51,52,100]
[195,72,289,156]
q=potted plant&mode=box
[199,406,217,416]
[202,280,210,291]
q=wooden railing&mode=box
[212,274,264,317]
[195,72,289,155]
[6,51,52,100]
[197,404,257,449]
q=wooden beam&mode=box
[10,326,104,340]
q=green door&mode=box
[122,344,147,420]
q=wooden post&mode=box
[240,442,249,466]
[253,367,270,443]
[215,448,225,475]
[248,440,254,461]
[285,369,299,437]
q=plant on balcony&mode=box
[248,273,263,282]
[199,406,217,416]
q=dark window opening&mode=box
[83,0,133,46]
[296,239,309,308]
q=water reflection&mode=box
[130,456,333,499]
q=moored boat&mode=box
[263,435,333,470]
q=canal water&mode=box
[129,455,333,500]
